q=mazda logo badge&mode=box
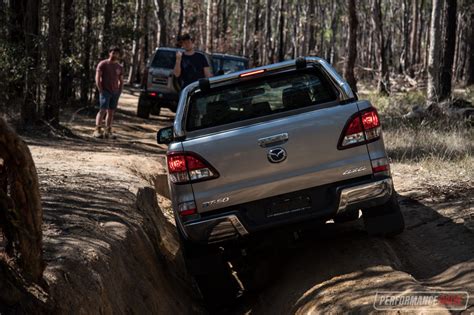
[267,147,287,163]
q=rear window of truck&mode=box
[151,50,176,69]
[186,70,337,131]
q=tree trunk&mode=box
[0,118,44,283]
[142,0,150,66]
[129,0,142,84]
[344,0,358,93]
[291,1,298,59]
[440,0,457,100]
[22,0,41,126]
[372,0,389,94]
[60,0,76,104]
[252,0,260,66]
[222,0,228,44]
[44,0,61,125]
[278,0,285,61]
[80,0,92,105]
[464,4,474,85]
[327,0,339,64]
[102,0,113,57]
[178,0,184,37]
[154,0,168,46]
[215,0,221,49]
[8,0,25,44]
[7,0,26,99]
[206,0,213,52]
[427,0,443,105]
[401,0,410,73]
[137,0,150,83]
[0,2,5,39]
[417,0,425,65]
[308,0,316,54]
[262,0,272,64]
[242,0,249,56]
[409,0,419,75]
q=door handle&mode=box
[258,133,289,147]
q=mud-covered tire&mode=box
[334,209,360,223]
[362,193,405,237]
[137,96,151,119]
[177,228,240,308]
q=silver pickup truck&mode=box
[157,57,404,303]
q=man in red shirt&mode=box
[94,46,124,139]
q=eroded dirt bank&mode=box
[32,142,201,313]
[26,92,203,314]
[25,91,473,314]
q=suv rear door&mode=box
[182,69,373,213]
[147,49,180,93]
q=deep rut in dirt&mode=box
[23,90,473,314]
[220,193,474,314]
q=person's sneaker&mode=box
[93,126,104,138]
[104,127,117,139]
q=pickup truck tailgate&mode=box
[183,103,373,213]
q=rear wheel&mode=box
[362,193,405,237]
[177,228,241,308]
[137,96,151,119]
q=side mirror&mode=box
[157,126,174,145]
[216,69,225,76]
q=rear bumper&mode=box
[140,90,179,108]
[182,177,393,244]
[183,215,249,244]
[337,178,393,214]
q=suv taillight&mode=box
[339,107,381,149]
[167,152,219,184]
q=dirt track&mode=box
[27,90,473,314]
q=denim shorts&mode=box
[99,90,121,110]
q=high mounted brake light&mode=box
[239,69,265,77]
[167,152,219,184]
[338,107,382,149]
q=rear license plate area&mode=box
[266,195,312,218]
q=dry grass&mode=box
[359,89,473,183]
[383,123,473,162]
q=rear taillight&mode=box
[167,152,219,184]
[339,107,382,149]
